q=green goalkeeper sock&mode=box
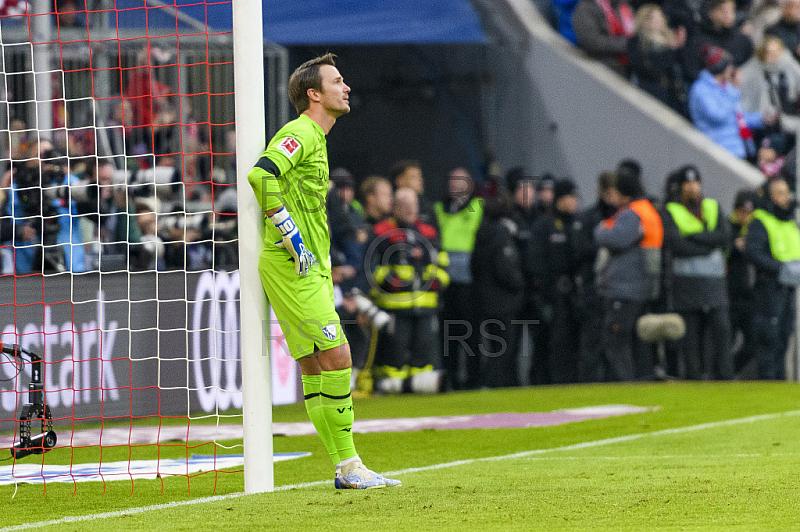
[320,368,357,462]
[302,374,340,466]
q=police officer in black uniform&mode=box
[574,171,619,382]
[528,178,582,384]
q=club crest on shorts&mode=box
[322,324,337,341]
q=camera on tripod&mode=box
[1,343,57,459]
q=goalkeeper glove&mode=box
[269,207,316,276]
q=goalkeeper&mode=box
[247,54,400,490]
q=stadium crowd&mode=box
[546,0,800,167]
[0,43,237,275]
[326,158,800,393]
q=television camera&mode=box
[1,343,57,459]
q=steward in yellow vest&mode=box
[434,168,483,391]
[661,165,732,380]
[745,178,800,380]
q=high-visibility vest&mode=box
[604,199,663,249]
[433,197,484,252]
[665,199,725,278]
[665,199,719,236]
[752,208,800,262]
[370,218,450,311]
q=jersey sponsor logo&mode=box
[322,324,337,341]
[278,137,301,158]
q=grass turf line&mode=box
[3,382,800,531]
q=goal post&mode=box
[0,0,290,494]
[232,0,273,493]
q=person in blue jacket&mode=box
[689,44,776,159]
[6,150,87,274]
[554,0,580,45]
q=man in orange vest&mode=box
[594,170,663,381]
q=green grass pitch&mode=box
[4,381,800,531]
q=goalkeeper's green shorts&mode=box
[258,251,347,360]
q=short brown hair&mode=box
[389,159,421,185]
[288,53,337,115]
[360,175,391,202]
[598,171,617,192]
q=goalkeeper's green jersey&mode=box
[248,113,332,273]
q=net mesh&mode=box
[0,0,245,494]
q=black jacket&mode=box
[745,202,798,288]
[662,201,731,310]
[528,210,580,302]
[471,215,525,318]
[727,215,753,303]
[575,199,617,289]
[627,34,689,116]
[696,22,754,67]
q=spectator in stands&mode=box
[56,0,84,28]
[758,134,789,176]
[0,155,37,272]
[529,178,582,384]
[594,169,663,381]
[662,0,704,62]
[435,167,484,391]
[8,118,29,160]
[181,96,212,187]
[728,188,757,376]
[124,45,173,155]
[554,0,582,44]
[369,188,449,394]
[471,192,525,388]
[153,102,179,157]
[746,177,800,379]
[389,159,437,229]
[765,0,800,62]
[359,175,393,227]
[160,206,213,271]
[133,209,165,271]
[739,36,800,133]
[99,170,143,271]
[575,170,619,381]
[747,0,782,49]
[572,0,636,76]
[77,158,115,268]
[104,99,139,167]
[688,44,776,159]
[629,4,690,116]
[4,144,90,274]
[662,165,733,380]
[696,0,755,67]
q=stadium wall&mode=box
[474,0,764,209]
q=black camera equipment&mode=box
[1,343,57,459]
[13,152,73,272]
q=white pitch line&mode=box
[4,409,800,532]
